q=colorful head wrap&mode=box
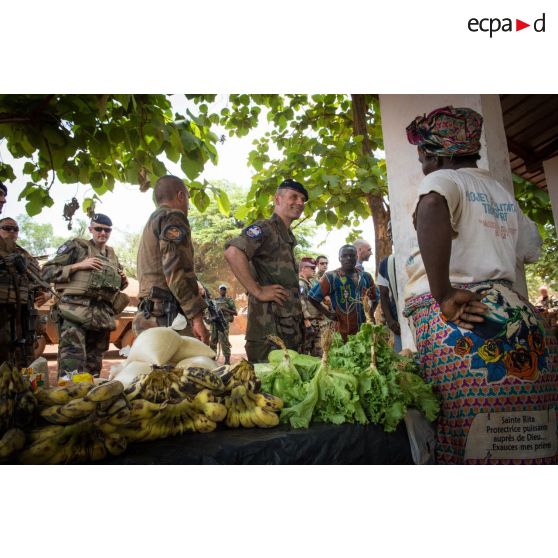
[406,106,483,157]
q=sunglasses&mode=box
[0,225,19,232]
[92,226,112,233]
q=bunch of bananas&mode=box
[19,379,130,464]
[116,366,228,441]
[37,380,126,425]
[0,362,38,461]
[20,417,128,464]
[221,360,282,429]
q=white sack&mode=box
[127,327,181,365]
[171,336,216,363]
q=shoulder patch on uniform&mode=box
[161,224,187,242]
[57,242,72,255]
[243,225,263,239]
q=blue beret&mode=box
[91,213,112,226]
[0,181,7,195]
[278,179,308,202]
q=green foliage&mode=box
[191,94,387,231]
[513,175,557,297]
[112,230,141,279]
[0,94,220,215]
[13,214,66,256]
[526,223,558,295]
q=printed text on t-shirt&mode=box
[465,191,517,222]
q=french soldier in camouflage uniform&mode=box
[134,175,209,344]
[42,214,129,377]
[0,182,36,367]
[0,215,52,366]
[298,257,323,358]
[209,285,237,365]
[224,179,306,363]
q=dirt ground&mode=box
[44,334,248,386]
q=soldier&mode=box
[134,175,209,344]
[298,257,323,357]
[224,178,306,363]
[0,182,35,367]
[0,216,52,364]
[209,285,237,365]
[315,255,329,281]
[42,213,129,377]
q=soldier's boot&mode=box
[224,356,231,365]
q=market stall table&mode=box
[103,422,413,464]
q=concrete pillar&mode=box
[378,94,520,350]
[543,156,558,228]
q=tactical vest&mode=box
[56,240,121,303]
[0,237,30,304]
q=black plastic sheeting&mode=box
[103,422,413,465]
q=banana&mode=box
[59,398,97,419]
[182,367,225,391]
[240,398,256,429]
[225,399,240,428]
[38,382,92,406]
[198,402,227,422]
[123,378,145,401]
[40,405,75,424]
[106,397,130,417]
[85,381,124,403]
[88,439,108,462]
[252,406,279,428]
[27,425,65,443]
[128,399,165,421]
[19,436,61,464]
[0,428,26,460]
[104,433,127,456]
[107,407,131,426]
[250,391,284,412]
[192,413,217,433]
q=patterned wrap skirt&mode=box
[404,281,558,464]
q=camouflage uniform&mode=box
[134,205,206,336]
[209,294,237,363]
[299,276,323,357]
[42,239,127,377]
[225,213,304,363]
[0,237,34,367]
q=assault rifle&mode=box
[203,290,228,333]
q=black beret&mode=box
[0,181,7,195]
[91,213,112,226]
[278,178,308,202]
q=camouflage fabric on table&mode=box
[225,212,304,362]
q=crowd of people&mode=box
[1,104,556,465]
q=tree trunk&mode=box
[350,94,390,270]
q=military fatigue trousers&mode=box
[57,319,110,377]
[302,318,323,358]
[0,303,34,368]
[210,323,231,362]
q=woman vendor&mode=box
[403,106,558,464]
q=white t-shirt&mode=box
[404,168,541,301]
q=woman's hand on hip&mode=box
[439,288,488,330]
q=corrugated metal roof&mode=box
[500,94,558,189]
